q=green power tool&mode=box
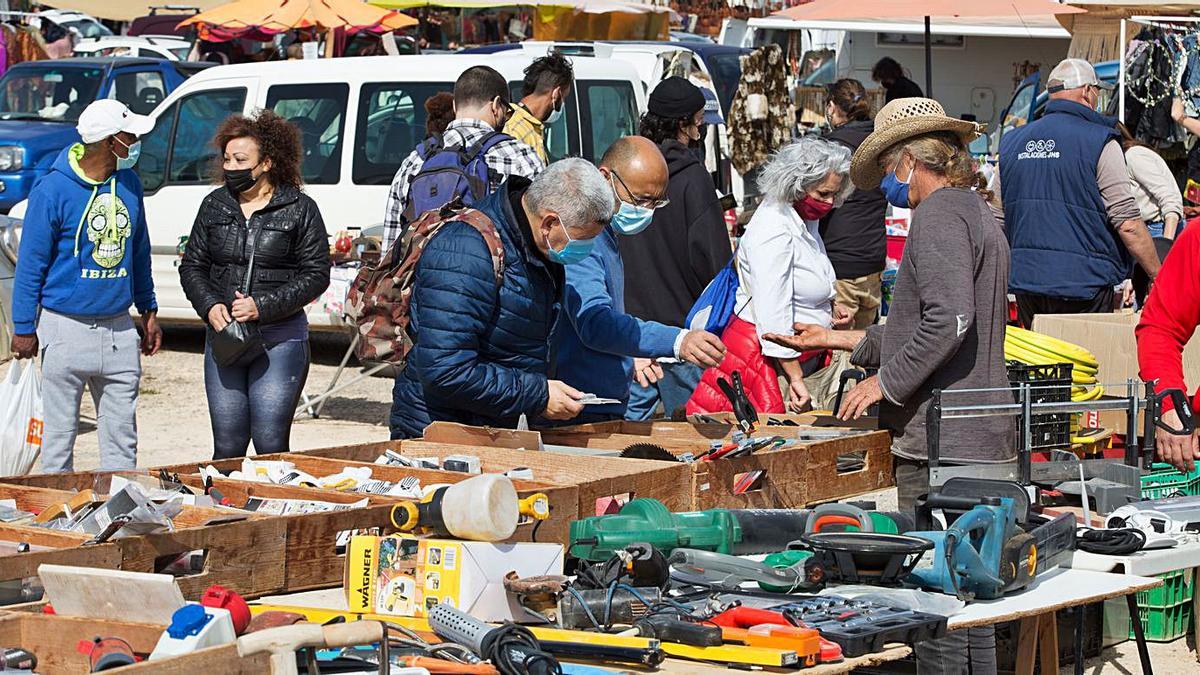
[568,499,911,562]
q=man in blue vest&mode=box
[1001,59,1160,327]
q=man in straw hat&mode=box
[764,96,1015,673]
[1000,58,1160,328]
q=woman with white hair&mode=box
[688,137,852,414]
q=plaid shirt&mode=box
[502,104,548,164]
[382,119,545,251]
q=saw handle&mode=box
[804,503,874,533]
[1154,388,1195,436]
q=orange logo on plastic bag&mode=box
[25,419,42,447]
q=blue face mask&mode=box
[880,162,913,208]
[545,219,594,265]
[114,138,141,170]
[611,200,655,236]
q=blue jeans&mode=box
[204,339,310,459]
[624,361,702,421]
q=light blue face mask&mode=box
[611,200,655,235]
[545,219,594,265]
[880,162,913,208]
[114,138,141,170]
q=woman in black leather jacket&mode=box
[179,110,330,459]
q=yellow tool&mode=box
[249,605,799,667]
[387,474,548,541]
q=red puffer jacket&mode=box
[687,316,784,415]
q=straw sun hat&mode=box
[849,97,981,190]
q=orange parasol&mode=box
[773,0,1084,96]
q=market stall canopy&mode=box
[371,0,669,13]
[772,0,1085,95]
[181,0,417,41]
[1061,2,1200,61]
[33,0,228,22]
[370,0,673,40]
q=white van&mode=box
[94,53,643,331]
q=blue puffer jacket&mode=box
[389,178,562,439]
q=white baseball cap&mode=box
[1047,59,1113,93]
[76,99,154,144]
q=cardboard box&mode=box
[1031,312,1200,392]
[345,535,563,621]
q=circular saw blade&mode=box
[619,443,681,462]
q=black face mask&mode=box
[224,166,259,194]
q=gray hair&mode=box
[756,137,852,204]
[525,158,616,232]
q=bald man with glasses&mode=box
[547,136,726,423]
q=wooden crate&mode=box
[0,483,287,600]
[0,527,121,606]
[538,427,895,510]
[2,471,408,595]
[158,454,580,547]
[300,438,695,515]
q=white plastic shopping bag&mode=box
[0,361,42,476]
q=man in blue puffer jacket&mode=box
[389,159,615,438]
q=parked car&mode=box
[58,53,644,331]
[35,10,112,39]
[74,35,194,61]
[0,57,209,213]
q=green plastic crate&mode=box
[1135,569,1195,608]
[1140,463,1200,500]
[1130,599,1194,642]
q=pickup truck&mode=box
[0,56,210,212]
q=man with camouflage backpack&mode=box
[387,159,615,438]
[381,65,545,252]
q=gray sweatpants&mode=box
[37,310,140,473]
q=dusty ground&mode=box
[4,329,1197,672]
[48,325,396,470]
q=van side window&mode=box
[267,83,349,185]
[167,88,246,185]
[110,70,166,116]
[507,80,577,163]
[137,100,176,192]
[353,81,453,185]
[579,81,637,163]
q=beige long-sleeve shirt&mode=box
[1124,145,1184,226]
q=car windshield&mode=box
[0,66,104,122]
[62,19,112,39]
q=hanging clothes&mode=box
[1124,26,1189,148]
[728,44,793,176]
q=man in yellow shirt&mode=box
[504,51,573,163]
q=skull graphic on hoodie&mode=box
[85,191,131,269]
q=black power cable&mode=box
[1076,528,1147,555]
[482,623,561,675]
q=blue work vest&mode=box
[1000,99,1126,300]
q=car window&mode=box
[506,81,577,163]
[578,81,637,163]
[1000,81,1038,139]
[137,101,176,192]
[110,70,167,116]
[354,81,453,185]
[167,88,247,185]
[170,46,191,60]
[0,65,103,123]
[267,83,349,185]
[62,19,112,39]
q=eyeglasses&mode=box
[611,170,670,210]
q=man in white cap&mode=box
[1000,58,1160,327]
[10,99,162,473]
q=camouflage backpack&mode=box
[346,202,504,369]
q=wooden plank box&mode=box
[299,437,695,515]
[0,612,272,674]
[536,425,895,511]
[0,482,286,600]
[155,454,580,547]
[1,471,398,595]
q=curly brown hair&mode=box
[211,109,303,189]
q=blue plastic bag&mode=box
[685,259,739,334]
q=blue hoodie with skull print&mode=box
[12,143,156,334]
